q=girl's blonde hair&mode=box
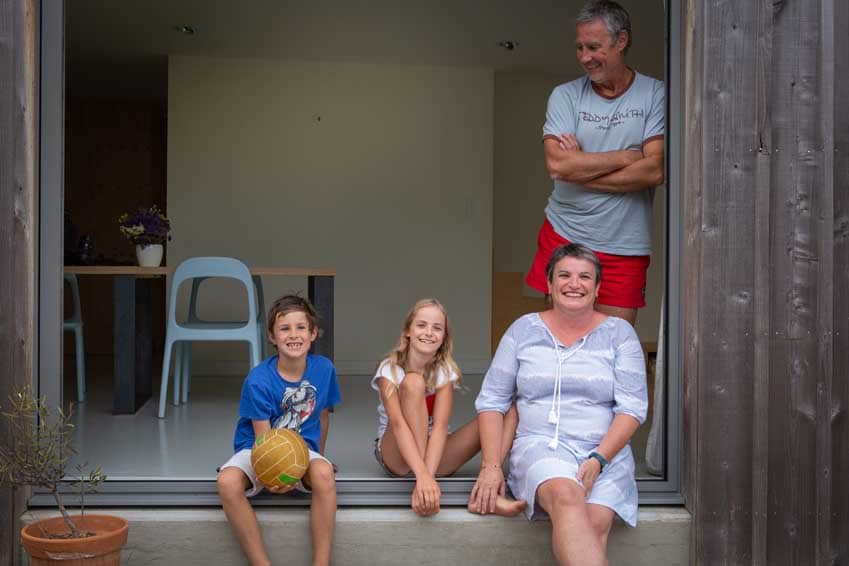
[383,298,461,391]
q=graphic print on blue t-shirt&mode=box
[273,380,317,430]
[231,354,341,453]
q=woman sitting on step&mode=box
[471,243,648,565]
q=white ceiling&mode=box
[66,0,666,98]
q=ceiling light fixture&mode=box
[174,25,196,36]
[497,40,518,51]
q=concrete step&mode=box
[21,506,689,565]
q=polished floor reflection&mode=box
[64,356,655,481]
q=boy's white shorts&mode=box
[219,448,330,497]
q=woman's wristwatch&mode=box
[587,451,608,472]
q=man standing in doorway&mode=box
[525,0,664,326]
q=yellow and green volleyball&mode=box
[251,428,309,489]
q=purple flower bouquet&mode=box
[118,205,171,246]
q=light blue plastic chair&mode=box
[63,274,86,402]
[175,274,266,404]
[158,257,262,418]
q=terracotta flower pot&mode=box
[21,514,128,565]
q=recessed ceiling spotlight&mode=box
[174,25,196,36]
[497,40,518,51]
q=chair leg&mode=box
[173,342,183,406]
[257,322,266,359]
[74,326,86,403]
[173,342,182,399]
[158,340,174,419]
[250,338,261,369]
[181,343,192,404]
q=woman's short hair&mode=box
[576,0,632,54]
[266,294,319,334]
[545,243,603,283]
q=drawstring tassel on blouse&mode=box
[544,329,586,451]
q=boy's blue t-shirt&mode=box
[233,354,341,453]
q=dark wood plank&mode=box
[682,0,704,548]
[767,1,822,562]
[688,0,847,563]
[829,0,849,561]
[751,1,775,563]
[762,0,797,557]
[0,0,35,564]
[815,1,837,563]
[694,1,761,562]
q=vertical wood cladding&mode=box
[686,0,848,563]
[0,0,35,564]
[828,0,849,560]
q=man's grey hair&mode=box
[576,0,632,54]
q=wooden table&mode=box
[64,265,335,414]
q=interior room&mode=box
[61,0,668,488]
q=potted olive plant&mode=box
[0,387,128,564]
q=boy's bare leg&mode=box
[217,468,270,566]
[305,459,337,566]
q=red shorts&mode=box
[525,219,650,309]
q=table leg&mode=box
[113,276,153,414]
[135,279,153,411]
[308,275,334,360]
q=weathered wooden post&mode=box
[684,0,848,563]
[0,0,36,564]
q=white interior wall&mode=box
[492,70,666,343]
[167,56,494,375]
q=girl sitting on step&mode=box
[371,298,526,517]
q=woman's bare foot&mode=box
[467,496,526,516]
[495,496,527,517]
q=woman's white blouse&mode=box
[475,313,648,525]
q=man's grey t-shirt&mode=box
[542,71,664,255]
